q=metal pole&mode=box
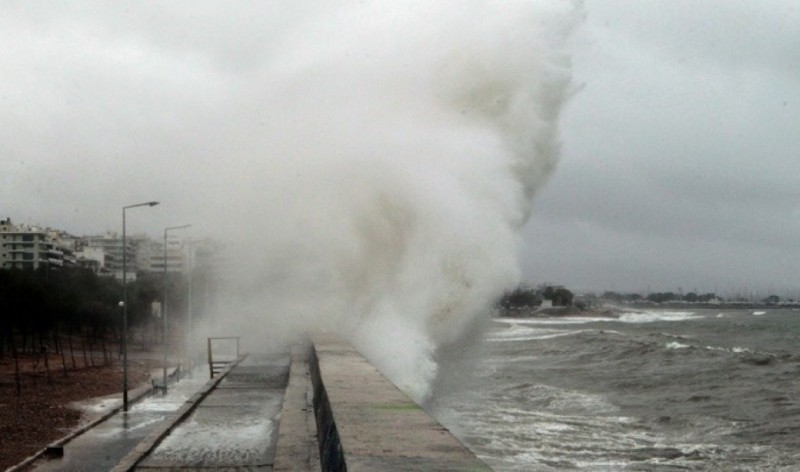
[121,201,158,412]
[122,209,128,411]
[162,229,167,388]
[187,239,193,373]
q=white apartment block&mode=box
[0,218,72,270]
[144,234,189,273]
[2,217,222,281]
[81,233,190,277]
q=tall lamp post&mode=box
[186,238,195,374]
[122,201,159,412]
[163,224,191,387]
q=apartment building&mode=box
[0,218,69,270]
[2,217,222,284]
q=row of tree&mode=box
[498,285,575,309]
[0,266,198,393]
[600,291,790,304]
[600,291,720,304]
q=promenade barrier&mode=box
[309,333,491,471]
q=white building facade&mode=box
[0,218,69,270]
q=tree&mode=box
[697,293,718,303]
[623,293,643,302]
[499,287,541,309]
[543,286,574,306]
[646,292,677,303]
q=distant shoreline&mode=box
[620,302,800,310]
[498,302,800,319]
[498,306,620,318]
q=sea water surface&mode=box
[432,308,800,471]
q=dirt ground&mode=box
[0,350,156,470]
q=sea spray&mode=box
[199,0,581,401]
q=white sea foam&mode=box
[495,317,605,326]
[618,311,703,323]
[753,311,767,316]
[701,344,752,354]
[196,1,582,401]
[485,324,579,343]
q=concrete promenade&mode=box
[310,334,490,471]
[24,367,185,472]
[18,335,489,471]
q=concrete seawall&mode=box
[309,333,490,471]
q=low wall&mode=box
[309,333,491,471]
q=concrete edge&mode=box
[309,333,492,471]
[5,368,175,472]
[110,354,248,472]
[273,343,320,471]
[308,344,345,471]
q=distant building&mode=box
[144,233,189,273]
[0,217,71,270]
[75,245,105,273]
[81,232,163,280]
[76,232,196,278]
[1,217,225,297]
[82,232,130,279]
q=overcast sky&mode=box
[2,1,799,297]
[521,0,800,296]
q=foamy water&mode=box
[433,308,800,470]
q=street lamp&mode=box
[122,200,159,412]
[163,224,191,388]
[185,238,195,375]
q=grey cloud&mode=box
[522,0,800,294]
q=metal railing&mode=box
[207,336,240,378]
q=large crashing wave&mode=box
[205,0,582,401]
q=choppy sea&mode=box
[431,308,800,471]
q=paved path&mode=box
[24,340,482,471]
[31,369,205,472]
[135,353,290,470]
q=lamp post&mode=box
[122,201,159,412]
[186,238,195,375]
[163,224,191,388]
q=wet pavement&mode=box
[22,340,478,471]
[28,354,293,471]
[136,353,290,470]
[31,368,208,472]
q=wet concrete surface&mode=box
[25,342,485,471]
[273,345,318,472]
[31,368,207,472]
[136,353,290,470]
[311,334,491,471]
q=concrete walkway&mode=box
[29,368,200,472]
[129,353,291,470]
[20,338,489,471]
